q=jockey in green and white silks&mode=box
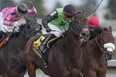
[48,8,69,37]
[40,4,76,52]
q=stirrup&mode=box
[42,60,48,68]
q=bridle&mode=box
[69,13,89,41]
[95,31,114,60]
[95,36,104,53]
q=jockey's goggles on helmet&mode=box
[65,15,73,18]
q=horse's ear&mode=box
[109,26,112,32]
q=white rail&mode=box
[108,60,116,67]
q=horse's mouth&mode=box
[81,32,90,41]
[105,52,114,60]
[104,49,114,60]
[81,28,90,41]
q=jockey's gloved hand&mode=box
[32,6,37,14]
[12,22,19,27]
[46,28,51,32]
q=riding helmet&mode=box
[63,4,75,16]
[16,3,28,15]
[88,16,100,27]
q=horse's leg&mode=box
[97,74,106,77]
[62,71,70,77]
[89,70,97,77]
[23,53,36,77]
[97,70,106,77]
[17,71,27,77]
[78,72,84,77]
[27,64,36,77]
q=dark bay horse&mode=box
[81,26,115,77]
[23,12,90,77]
[0,17,41,77]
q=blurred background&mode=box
[0,0,116,77]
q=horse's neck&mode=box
[63,32,82,58]
[14,33,29,46]
[88,37,104,60]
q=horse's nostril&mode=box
[82,31,89,35]
[82,32,86,36]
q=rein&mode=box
[95,36,109,60]
[69,16,82,36]
[70,27,81,36]
[19,29,31,39]
[95,37,104,53]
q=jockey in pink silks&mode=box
[0,3,37,39]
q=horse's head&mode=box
[69,12,90,41]
[19,17,42,38]
[96,26,115,60]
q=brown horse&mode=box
[81,26,115,77]
[23,12,90,77]
[0,17,41,77]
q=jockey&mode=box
[0,3,37,39]
[40,4,76,53]
[88,16,101,40]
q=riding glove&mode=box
[46,28,51,32]
[12,22,19,27]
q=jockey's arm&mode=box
[42,10,58,29]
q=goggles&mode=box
[64,12,75,18]
[65,15,73,18]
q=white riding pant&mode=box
[0,12,18,33]
[48,23,65,37]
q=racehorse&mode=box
[23,12,90,77]
[0,17,41,77]
[81,26,115,77]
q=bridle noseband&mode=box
[95,31,114,60]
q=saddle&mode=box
[33,34,58,53]
[33,34,60,67]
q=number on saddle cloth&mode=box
[33,35,46,50]
[32,34,49,59]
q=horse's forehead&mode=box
[77,15,85,18]
[102,32,114,42]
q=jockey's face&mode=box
[18,12,25,17]
[64,12,73,23]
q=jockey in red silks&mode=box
[88,16,100,28]
[0,3,37,39]
[88,16,101,40]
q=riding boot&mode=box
[39,34,57,53]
